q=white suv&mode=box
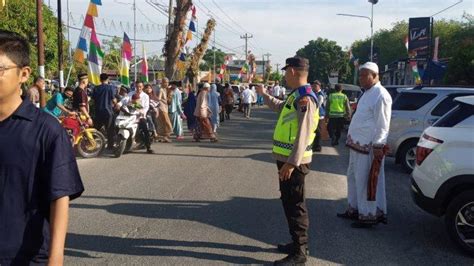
[411,95,474,256]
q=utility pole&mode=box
[133,0,137,82]
[276,63,280,75]
[240,33,253,60]
[165,0,173,75]
[263,53,271,82]
[213,31,216,82]
[36,0,46,108]
[58,0,64,90]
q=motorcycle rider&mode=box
[116,81,153,154]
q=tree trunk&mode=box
[164,0,193,79]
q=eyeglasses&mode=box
[0,65,20,77]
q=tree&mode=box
[200,48,225,71]
[102,36,122,72]
[186,19,216,86]
[163,0,193,79]
[444,39,474,84]
[269,71,283,82]
[296,38,351,84]
[0,0,68,80]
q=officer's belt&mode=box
[273,140,313,152]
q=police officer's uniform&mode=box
[262,57,319,265]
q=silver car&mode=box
[388,86,474,172]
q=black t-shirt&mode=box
[0,100,84,262]
[72,86,89,112]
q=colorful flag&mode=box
[191,5,197,18]
[410,60,422,85]
[87,27,104,86]
[141,44,149,82]
[87,3,98,17]
[120,33,132,86]
[90,0,102,5]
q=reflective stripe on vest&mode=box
[328,92,347,118]
[272,85,319,158]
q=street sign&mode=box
[408,17,433,61]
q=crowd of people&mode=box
[26,72,294,154]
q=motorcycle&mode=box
[60,114,106,158]
[114,106,139,158]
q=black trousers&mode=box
[277,161,310,246]
[327,117,345,141]
[138,118,151,150]
[312,119,322,151]
[95,112,114,148]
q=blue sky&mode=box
[50,0,473,68]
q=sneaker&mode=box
[277,243,309,255]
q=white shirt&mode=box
[119,91,150,117]
[347,82,392,146]
[273,85,281,97]
[241,88,253,104]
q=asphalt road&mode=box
[66,107,473,265]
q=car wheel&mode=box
[445,190,474,256]
[399,139,418,173]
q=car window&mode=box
[433,103,474,127]
[392,92,437,111]
[431,93,474,117]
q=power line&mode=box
[67,25,165,42]
[211,0,248,34]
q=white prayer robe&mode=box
[345,82,392,218]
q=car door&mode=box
[424,92,474,128]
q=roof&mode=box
[455,95,474,106]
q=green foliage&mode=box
[269,71,283,82]
[444,39,474,84]
[102,36,122,72]
[296,38,351,84]
[0,0,68,81]
[200,48,225,71]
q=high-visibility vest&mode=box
[328,92,348,118]
[272,85,319,158]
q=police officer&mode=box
[256,57,319,265]
[326,84,351,146]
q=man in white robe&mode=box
[337,62,392,228]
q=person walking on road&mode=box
[92,73,117,150]
[156,78,173,143]
[183,85,197,133]
[257,56,319,266]
[337,62,392,228]
[241,85,252,119]
[326,84,351,146]
[169,84,185,140]
[193,83,218,142]
[0,29,84,265]
[223,83,234,120]
[311,80,325,152]
[209,84,220,132]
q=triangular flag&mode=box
[90,0,102,5]
[189,19,196,32]
[191,5,197,18]
[87,3,98,17]
[84,14,95,29]
[141,44,149,82]
[186,30,193,43]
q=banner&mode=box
[408,17,432,61]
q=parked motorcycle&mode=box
[61,114,106,158]
[114,106,139,158]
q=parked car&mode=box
[387,86,474,172]
[384,85,413,100]
[411,95,474,256]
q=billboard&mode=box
[408,17,432,61]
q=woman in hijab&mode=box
[156,78,173,143]
[208,84,221,133]
[168,84,185,140]
[193,83,218,142]
[183,84,197,134]
[144,84,159,139]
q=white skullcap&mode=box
[359,62,379,74]
[203,83,211,88]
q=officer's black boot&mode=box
[277,242,309,255]
[274,244,307,265]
